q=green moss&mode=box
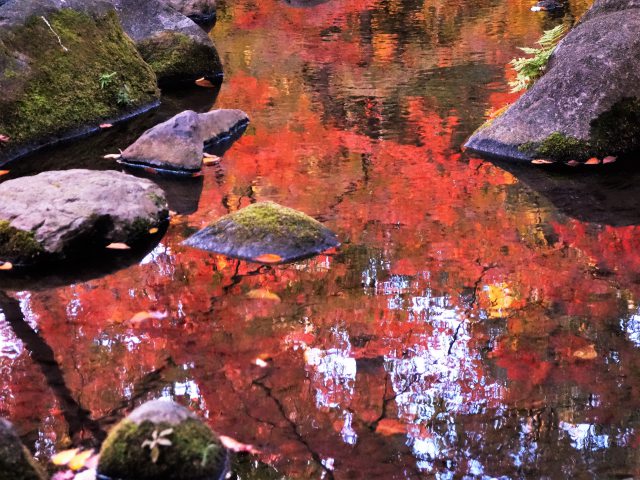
[0,9,159,146]
[0,221,44,263]
[0,421,46,480]
[98,418,226,480]
[534,132,591,161]
[590,97,640,155]
[136,32,222,86]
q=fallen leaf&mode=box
[246,289,281,302]
[103,153,121,160]
[169,210,178,217]
[375,419,407,436]
[0,262,13,271]
[148,227,159,234]
[99,123,113,129]
[106,242,130,250]
[0,135,9,143]
[566,160,579,167]
[219,435,260,454]
[253,253,283,264]
[0,170,10,176]
[603,156,617,164]
[203,156,220,166]
[191,171,203,178]
[51,449,80,466]
[69,450,94,471]
[531,159,555,165]
[203,152,219,158]
[195,77,216,88]
[143,167,158,175]
[573,344,597,360]
[254,358,269,368]
[585,157,601,165]
[126,310,168,326]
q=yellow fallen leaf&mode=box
[246,289,281,302]
[148,227,159,234]
[195,77,215,88]
[253,253,283,264]
[106,242,130,250]
[103,153,121,160]
[51,448,80,466]
[585,157,601,165]
[69,449,94,471]
[573,344,597,360]
[0,262,13,271]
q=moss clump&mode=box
[0,419,46,480]
[0,221,44,263]
[534,132,591,161]
[136,32,222,86]
[590,97,640,155]
[98,418,226,480]
[0,9,159,147]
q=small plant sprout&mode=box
[99,72,117,89]
[116,84,132,106]
[141,428,173,463]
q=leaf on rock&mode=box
[253,253,283,264]
[106,242,130,250]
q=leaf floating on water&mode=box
[0,262,13,271]
[195,77,216,88]
[0,170,10,176]
[246,289,281,302]
[148,227,159,234]
[603,156,617,164]
[106,242,131,250]
[51,448,80,466]
[0,135,9,143]
[69,450,94,471]
[573,344,597,360]
[253,253,283,264]
[585,157,601,165]
[103,153,121,160]
[203,155,221,166]
[531,159,555,165]
[219,435,260,454]
[375,419,407,436]
[99,123,113,129]
[127,310,168,326]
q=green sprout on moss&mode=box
[116,84,132,106]
[141,428,173,464]
[509,24,567,93]
[99,72,117,89]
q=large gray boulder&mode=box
[0,419,46,480]
[0,169,168,265]
[120,109,249,173]
[0,0,160,164]
[465,0,640,163]
[111,0,222,86]
[163,0,216,25]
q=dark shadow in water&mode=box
[0,292,106,445]
[487,153,640,226]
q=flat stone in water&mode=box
[183,201,339,263]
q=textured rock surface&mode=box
[0,169,168,264]
[465,0,640,162]
[112,0,222,86]
[0,0,159,164]
[0,419,46,480]
[121,109,249,172]
[183,201,340,264]
[163,0,216,25]
[98,399,227,480]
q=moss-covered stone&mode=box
[590,97,640,155]
[98,400,227,480]
[534,132,592,161]
[137,32,222,87]
[0,7,159,160]
[0,221,44,264]
[0,419,46,480]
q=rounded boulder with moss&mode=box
[183,201,340,264]
[0,169,168,266]
[98,399,228,480]
[0,418,46,480]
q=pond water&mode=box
[5,0,640,478]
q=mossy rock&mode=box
[137,31,222,87]
[0,2,160,163]
[0,419,46,480]
[98,400,227,480]
[183,201,340,264]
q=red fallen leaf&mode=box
[585,157,601,165]
[531,159,555,165]
[219,435,260,454]
[572,344,597,360]
[126,310,168,326]
[0,262,13,271]
[99,123,113,129]
[106,242,130,250]
[375,419,407,436]
[566,160,579,167]
[253,253,283,264]
[0,170,10,176]
[195,77,216,88]
[0,135,9,143]
[603,156,617,164]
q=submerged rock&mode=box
[112,0,222,86]
[465,0,640,163]
[98,399,227,480]
[183,201,340,264]
[163,0,217,26]
[0,0,160,164]
[120,109,249,173]
[0,169,168,265]
[0,418,46,480]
